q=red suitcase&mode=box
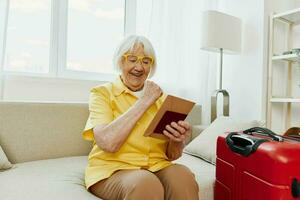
[215,127,300,200]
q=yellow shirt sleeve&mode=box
[82,86,114,141]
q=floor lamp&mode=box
[200,10,242,122]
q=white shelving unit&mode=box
[273,7,300,23]
[267,8,300,130]
[270,98,300,103]
[272,54,300,62]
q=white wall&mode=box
[266,0,300,13]
[217,0,266,121]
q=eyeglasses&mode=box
[122,54,154,67]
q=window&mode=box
[4,0,51,73]
[0,0,132,80]
[67,0,125,74]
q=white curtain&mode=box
[136,0,218,124]
[0,0,7,100]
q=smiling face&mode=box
[119,43,152,91]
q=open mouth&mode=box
[130,72,144,78]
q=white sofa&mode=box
[0,102,215,200]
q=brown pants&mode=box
[90,164,199,200]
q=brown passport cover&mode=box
[144,95,195,139]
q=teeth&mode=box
[131,73,143,77]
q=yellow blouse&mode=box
[82,76,172,189]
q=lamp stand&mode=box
[211,48,230,122]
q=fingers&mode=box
[163,121,190,142]
[170,122,186,134]
[143,80,162,102]
[145,80,159,89]
[178,121,191,131]
[163,130,185,142]
[165,124,182,137]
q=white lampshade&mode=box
[200,10,241,54]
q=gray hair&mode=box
[113,35,157,77]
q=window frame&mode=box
[0,0,136,82]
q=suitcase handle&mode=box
[243,127,283,142]
[226,132,267,156]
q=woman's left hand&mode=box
[163,121,191,143]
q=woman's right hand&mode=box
[141,80,162,105]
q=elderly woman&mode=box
[82,35,199,200]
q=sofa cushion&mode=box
[175,153,215,200]
[0,154,214,200]
[0,145,12,170]
[0,156,99,200]
[184,116,263,165]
